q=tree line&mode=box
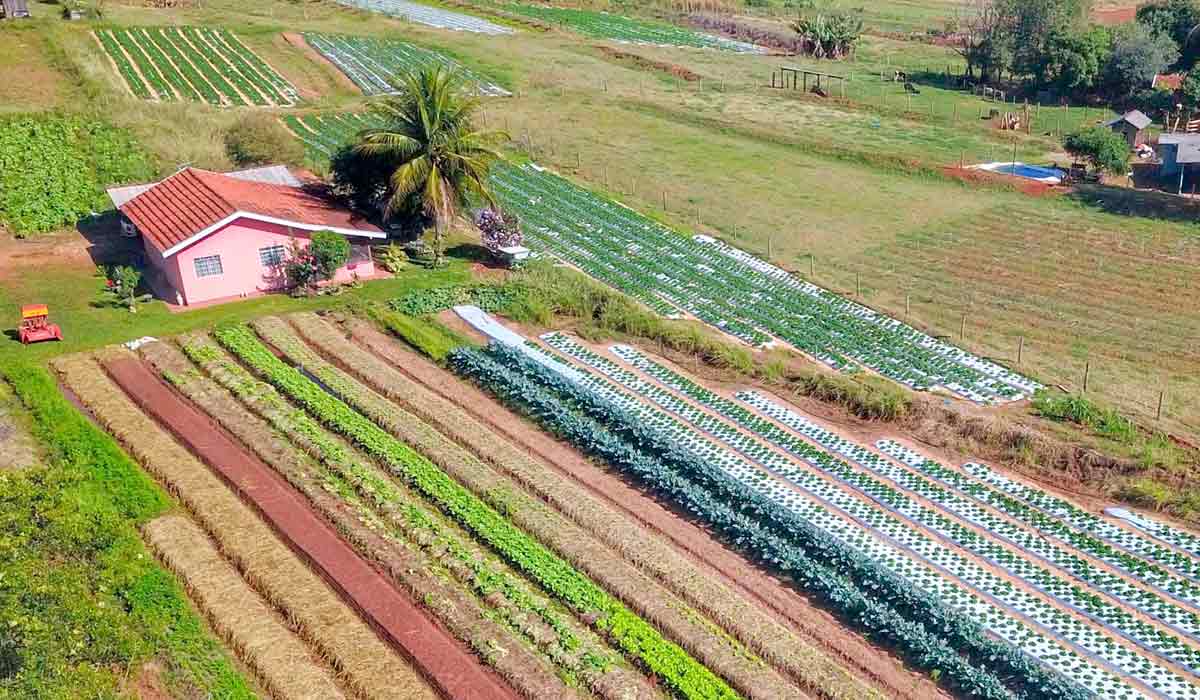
[954,0,1200,111]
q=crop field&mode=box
[94,26,297,106]
[489,162,1042,404]
[333,0,514,34]
[282,112,385,162]
[450,305,1200,699]
[42,309,917,700]
[496,2,761,52]
[303,32,509,96]
[283,116,1037,405]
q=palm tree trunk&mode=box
[434,215,446,267]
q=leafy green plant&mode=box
[0,114,153,236]
[99,265,153,313]
[214,325,738,700]
[286,232,350,295]
[374,243,409,273]
[0,362,252,698]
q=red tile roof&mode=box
[1154,73,1185,91]
[120,167,382,256]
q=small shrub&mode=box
[224,113,304,168]
[375,243,409,273]
[285,232,350,295]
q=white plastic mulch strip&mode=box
[333,0,514,34]
[524,331,1146,698]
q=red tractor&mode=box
[18,305,63,345]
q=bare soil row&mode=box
[96,352,520,700]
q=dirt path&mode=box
[101,355,520,700]
[349,319,943,700]
[0,382,37,471]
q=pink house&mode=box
[114,167,385,307]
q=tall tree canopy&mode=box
[347,67,507,265]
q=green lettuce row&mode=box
[449,342,1092,700]
[212,324,738,700]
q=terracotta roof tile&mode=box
[119,167,381,256]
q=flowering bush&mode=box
[475,207,522,253]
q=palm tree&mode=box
[355,66,507,266]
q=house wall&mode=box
[163,217,376,306]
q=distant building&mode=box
[1156,133,1200,191]
[0,0,30,19]
[1153,73,1185,92]
[108,167,384,307]
[1104,110,1152,149]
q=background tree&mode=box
[1040,25,1111,94]
[1104,23,1180,98]
[1063,126,1132,175]
[953,0,1010,83]
[1137,0,1200,68]
[1181,69,1200,108]
[352,66,507,266]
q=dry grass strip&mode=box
[143,515,345,700]
[255,315,804,700]
[52,352,438,700]
[306,312,879,700]
[143,338,597,700]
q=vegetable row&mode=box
[539,334,1196,695]
[332,0,514,34]
[304,33,508,97]
[212,324,739,700]
[96,27,295,106]
[487,162,1040,405]
[447,336,1104,700]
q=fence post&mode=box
[810,254,815,278]
[905,293,911,318]
[662,190,667,211]
[767,237,773,259]
[960,314,966,341]
[1017,336,1024,365]
[856,271,862,297]
[1157,390,1166,420]
[1083,362,1091,393]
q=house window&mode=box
[259,244,286,267]
[194,255,224,278]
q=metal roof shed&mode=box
[1104,110,1152,149]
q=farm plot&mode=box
[94,27,297,106]
[486,162,1041,405]
[51,353,438,700]
[449,307,1200,699]
[288,311,882,699]
[283,112,384,161]
[154,334,640,700]
[494,3,761,52]
[303,33,508,96]
[333,0,514,34]
[209,320,751,700]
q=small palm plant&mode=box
[354,66,508,266]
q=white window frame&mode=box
[193,255,224,278]
[258,244,286,268]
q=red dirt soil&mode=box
[101,356,520,700]
[350,320,947,700]
[1094,6,1137,25]
[942,165,1059,197]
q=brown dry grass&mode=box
[142,515,346,700]
[252,315,809,700]
[51,352,438,700]
[303,312,880,700]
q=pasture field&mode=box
[94,26,297,106]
